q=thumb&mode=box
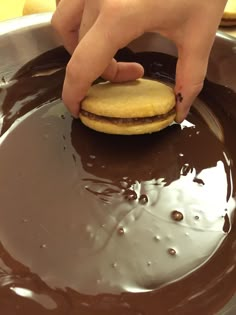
[174,31,215,123]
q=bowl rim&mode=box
[0,12,53,36]
[0,12,235,43]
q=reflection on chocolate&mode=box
[0,47,236,314]
[0,46,70,136]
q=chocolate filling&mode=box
[80,107,176,125]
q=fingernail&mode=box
[73,107,80,118]
[175,108,189,123]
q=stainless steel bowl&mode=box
[0,13,236,315]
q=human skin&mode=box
[52,0,227,122]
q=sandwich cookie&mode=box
[221,0,236,26]
[80,78,176,135]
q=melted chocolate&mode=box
[0,47,236,315]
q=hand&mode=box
[52,0,227,122]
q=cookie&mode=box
[221,0,236,26]
[80,78,176,135]
[23,0,56,15]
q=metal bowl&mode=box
[0,13,236,315]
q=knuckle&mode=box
[51,12,61,32]
[66,60,92,87]
[65,61,76,81]
[101,0,142,48]
[102,0,126,20]
[191,81,204,95]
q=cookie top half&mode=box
[81,78,175,119]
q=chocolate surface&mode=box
[0,46,236,315]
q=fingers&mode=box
[79,7,144,83]
[54,0,144,117]
[174,20,218,123]
[102,59,144,83]
[63,16,143,117]
[63,18,117,117]
[51,0,85,54]
[78,0,100,41]
[78,2,144,82]
[174,49,205,123]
